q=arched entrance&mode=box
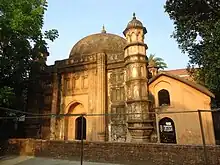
[64,102,86,140]
[159,117,176,143]
[75,116,86,140]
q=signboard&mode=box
[163,125,173,132]
[160,122,173,132]
[18,115,25,122]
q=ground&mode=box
[0,156,122,165]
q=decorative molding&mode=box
[57,64,97,74]
[124,42,147,50]
[107,53,124,64]
[83,70,88,77]
[107,62,124,70]
[110,87,125,102]
[97,52,105,62]
[124,55,147,66]
[109,69,125,86]
[82,73,88,89]
[111,106,126,123]
[73,73,80,80]
[55,54,97,69]
[109,73,116,84]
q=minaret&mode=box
[124,13,153,142]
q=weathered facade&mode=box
[26,14,216,144]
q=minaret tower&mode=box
[124,13,153,142]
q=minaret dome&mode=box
[123,13,147,36]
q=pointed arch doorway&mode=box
[65,102,86,140]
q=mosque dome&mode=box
[69,28,127,58]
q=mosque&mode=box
[26,13,216,145]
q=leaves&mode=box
[0,86,15,107]
[44,29,59,42]
[148,54,168,70]
[0,0,58,108]
[165,0,220,107]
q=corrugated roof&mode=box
[163,68,194,81]
[164,68,189,76]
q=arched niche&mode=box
[131,32,136,42]
[159,117,177,143]
[137,31,143,42]
[153,80,172,107]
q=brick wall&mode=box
[2,139,220,165]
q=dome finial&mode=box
[101,25,106,33]
[133,12,136,19]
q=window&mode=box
[158,89,170,106]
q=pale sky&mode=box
[43,0,189,69]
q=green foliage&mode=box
[0,0,58,109]
[164,0,220,107]
[45,29,59,42]
[148,54,168,70]
[0,87,15,107]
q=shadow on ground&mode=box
[0,156,156,165]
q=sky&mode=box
[43,0,189,70]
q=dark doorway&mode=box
[159,117,176,143]
[212,111,220,145]
[158,89,170,106]
[75,116,86,140]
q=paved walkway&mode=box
[0,156,122,165]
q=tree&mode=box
[164,0,220,107]
[148,54,168,70]
[0,87,15,108]
[0,0,59,110]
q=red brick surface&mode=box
[2,139,220,165]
